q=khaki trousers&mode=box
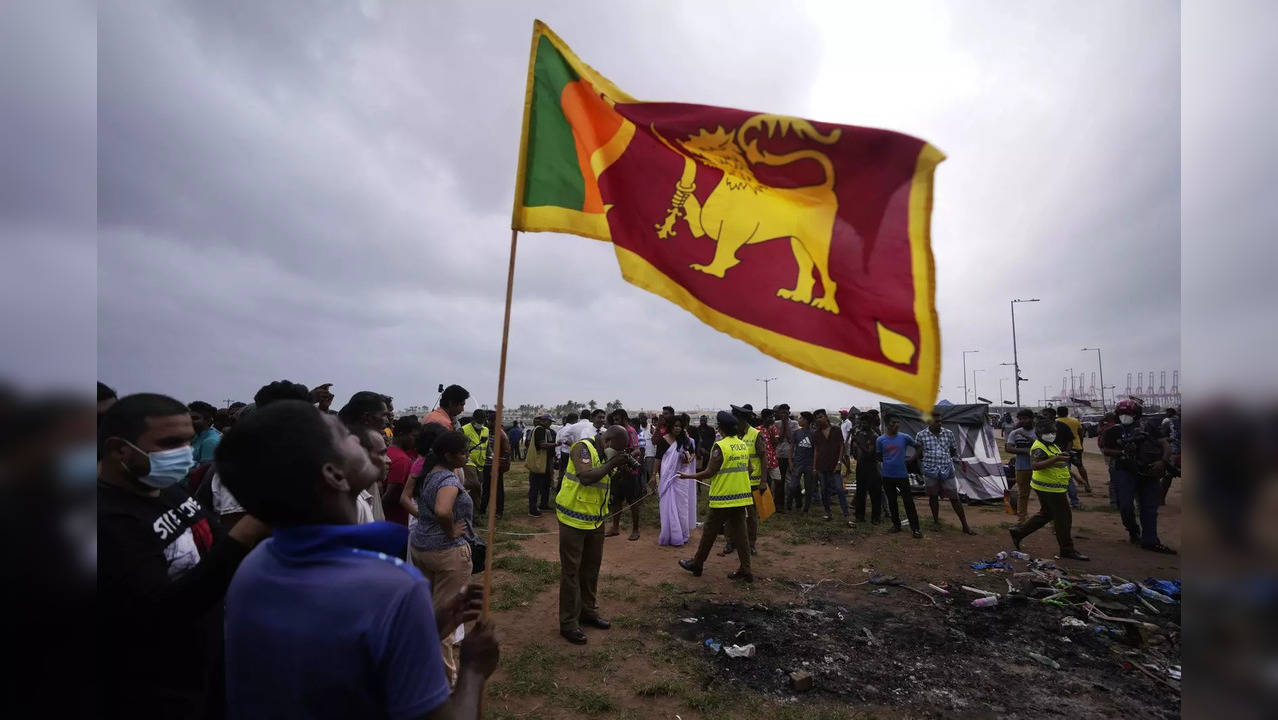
[409,543,472,685]
[558,522,605,631]
[1015,469,1033,522]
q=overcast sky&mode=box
[93,0,1181,414]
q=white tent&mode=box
[879,402,1007,502]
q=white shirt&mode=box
[210,473,245,516]
[639,428,656,458]
[355,490,376,524]
[562,419,597,450]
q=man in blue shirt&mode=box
[877,415,922,538]
[217,400,499,720]
[187,400,222,464]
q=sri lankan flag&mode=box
[512,21,944,409]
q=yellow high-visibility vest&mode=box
[709,437,753,509]
[555,440,612,530]
[463,423,489,469]
[742,425,762,486]
[1030,440,1070,493]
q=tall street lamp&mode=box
[962,349,980,403]
[973,369,985,403]
[999,378,1007,404]
[756,377,777,409]
[1081,347,1106,411]
[1010,298,1040,407]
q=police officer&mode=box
[678,411,754,582]
[721,403,765,556]
[556,425,633,644]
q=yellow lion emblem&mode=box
[654,114,843,314]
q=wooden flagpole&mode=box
[481,228,518,620]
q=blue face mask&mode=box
[124,442,195,489]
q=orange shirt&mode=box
[422,408,454,430]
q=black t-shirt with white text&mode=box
[98,482,249,718]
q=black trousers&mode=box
[528,472,551,512]
[883,475,920,531]
[1013,489,1075,553]
[555,453,569,486]
[478,465,505,517]
[854,462,884,522]
[693,506,750,573]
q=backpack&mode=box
[1117,425,1164,476]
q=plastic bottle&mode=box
[971,596,998,608]
[1010,551,1030,560]
[994,551,1009,561]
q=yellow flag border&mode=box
[611,143,944,410]
[511,19,633,238]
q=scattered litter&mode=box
[1010,551,1031,560]
[971,596,998,609]
[970,560,1013,571]
[789,669,813,692]
[927,583,951,595]
[704,638,721,653]
[1167,666,1181,681]
[1027,651,1060,669]
[681,617,699,624]
[862,627,878,646]
[871,588,890,595]
[961,585,997,597]
[868,574,905,586]
[725,643,756,658]
[1107,583,1138,595]
[1143,578,1181,598]
[1060,616,1087,629]
[1139,586,1176,604]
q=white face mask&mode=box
[1119,415,1135,426]
[1041,433,1057,443]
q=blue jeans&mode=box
[818,471,849,516]
[1067,476,1080,508]
[1113,467,1161,546]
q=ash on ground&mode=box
[669,585,1180,719]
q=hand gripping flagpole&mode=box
[481,228,518,620]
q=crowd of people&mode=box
[96,375,1181,716]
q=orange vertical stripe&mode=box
[560,80,624,214]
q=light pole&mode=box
[973,369,985,403]
[756,377,776,409]
[999,378,1007,404]
[1010,298,1040,408]
[1081,347,1106,411]
[1065,367,1074,399]
[962,349,980,403]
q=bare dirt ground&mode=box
[479,444,1181,720]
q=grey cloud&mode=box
[96,1,1179,413]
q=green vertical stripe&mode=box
[523,36,585,209]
